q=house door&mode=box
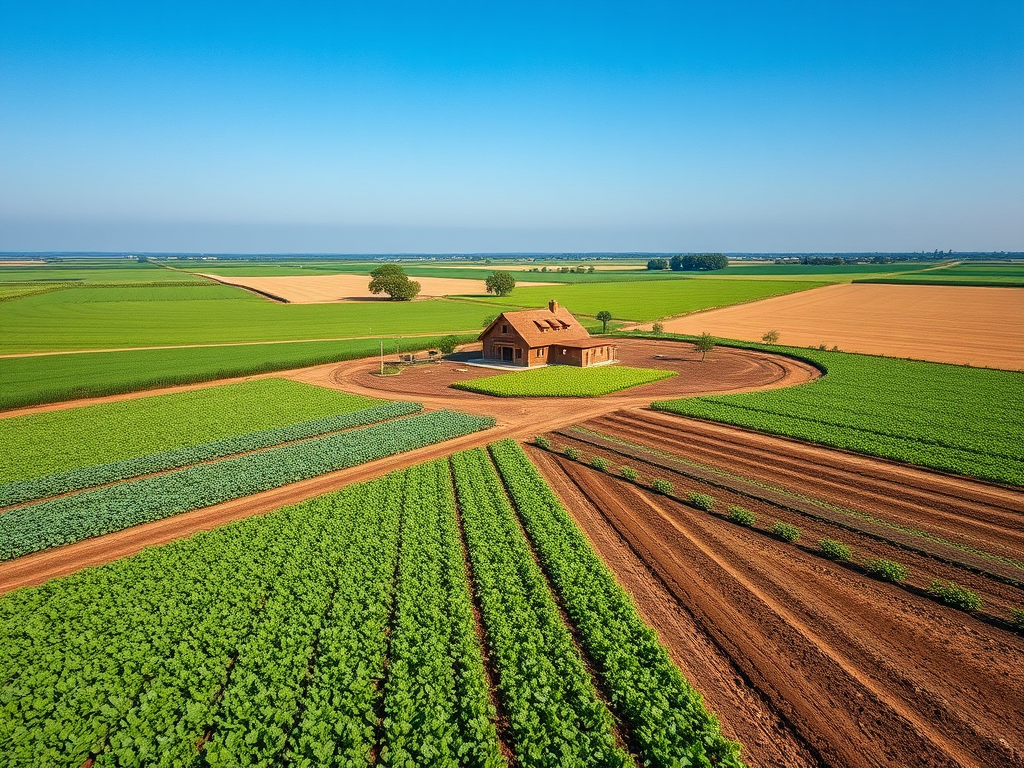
[501,346,513,362]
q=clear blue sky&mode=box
[1,1,1021,253]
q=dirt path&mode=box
[533,450,1024,768]
[0,339,819,588]
[659,282,1024,371]
[586,411,1024,565]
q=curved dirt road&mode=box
[0,339,819,591]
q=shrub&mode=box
[771,521,801,542]
[534,435,551,449]
[591,457,609,472]
[1011,608,1024,631]
[927,580,981,611]
[651,479,673,495]
[819,539,852,562]
[619,466,638,481]
[564,447,581,461]
[651,322,665,335]
[688,493,714,511]
[867,558,908,583]
[728,506,755,526]
[437,335,460,355]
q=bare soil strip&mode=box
[197,272,555,303]
[554,426,1024,586]
[660,282,1024,371]
[591,411,1024,562]
[531,449,1024,768]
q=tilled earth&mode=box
[528,425,1024,768]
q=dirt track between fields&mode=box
[0,339,819,590]
[530,447,1024,768]
[197,272,554,302]
[660,282,1024,370]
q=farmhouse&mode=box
[478,300,615,367]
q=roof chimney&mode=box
[548,299,558,313]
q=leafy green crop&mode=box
[651,339,1024,485]
[451,448,629,767]
[0,401,419,506]
[453,364,675,397]
[0,409,495,560]
[489,440,743,768]
[0,378,384,483]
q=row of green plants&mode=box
[549,438,1002,623]
[0,409,495,561]
[381,459,504,767]
[450,448,631,767]
[490,439,743,768]
[640,334,1024,486]
[0,401,421,507]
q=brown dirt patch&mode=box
[197,272,554,302]
[531,447,1024,768]
[659,283,1024,371]
[0,339,818,587]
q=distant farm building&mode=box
[478,300,615,367]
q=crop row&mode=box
[381,459,504,767]
[0,378,382,484]
[0,401,421,507]
[0,409,495,561]
[450,448,630,767]
[648,339,1024,485]
[489,439,742,768]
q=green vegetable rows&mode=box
[649,340,1024,485]
[489,440,742,768]
[450,448,630,767]
[0,401,421,507]
[0,409,495,561]
[0,444,743,766]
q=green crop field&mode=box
[0,285,511,353]
[0,333,477,411]
[0,262,210,283]
[642,334,1024,485]
[453,364,675,397]
[853,262,1024,286]
[0,378,383,483]
[465,278,824,321]
[0,445,739,767]
[0,410,494,559]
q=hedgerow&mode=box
[688,492,715,511]
[489,439,743,768]
[0,410,494,561]
[867,558,908,583]
[926,580,981,611]
[819,539,852,561]
[451,365,675,398]
[771,521,801,542]
[728,506,756,526]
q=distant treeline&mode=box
[646,254,729,271]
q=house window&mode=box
[562,349,567,354]
[516,348,522,359]
[501,324,508,334]
[538,348,544,357]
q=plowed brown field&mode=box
[660,283,1024,370]
[529,446,1024,768]
[197,272,553,302]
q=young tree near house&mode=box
[695,332,717,361]
[596,310,613,333]
[762,329,781,344]
[651,321,664,334]
[485,271,516,296]
[368,265,421,300]
[437,335,460,355]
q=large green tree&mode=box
[485,270,516,296]
[368,265,421,301]
[596,310,613,333]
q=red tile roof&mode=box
[480,305,591,347]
